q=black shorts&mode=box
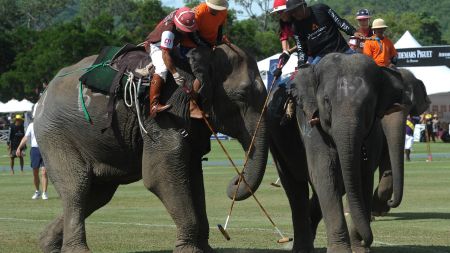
[30,147,45,169]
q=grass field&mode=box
[0,140,449,253]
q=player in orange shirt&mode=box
[182,0,228,49]
[363,19,398,67]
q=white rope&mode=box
[123,72,134,107]
[123,71,148,134]
[135,78,148,134]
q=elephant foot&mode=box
[292,248,315,253]
[351,245,370,253]
[173,243,203,253]
[61,245,91,253]
[199,241,215,253]
[371,210,389,217]
[39,216,63,253]
[327,244,352,253]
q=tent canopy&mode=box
[0,99,34,113]
[394,31,421,49]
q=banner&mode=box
[397,46,450,67]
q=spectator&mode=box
[7,114,25,175]
[355,9,373,50]
[421,113,434,142]
[405,115,415,161]
[348,36,360,53]
[363,19,398,67]
[432,114,440,141]
[16,121,49,200]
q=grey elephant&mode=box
[34,45,269,253]
[268,53,407,253]
[372,68,430,216]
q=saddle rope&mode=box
[123,71,148,135]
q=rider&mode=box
[363,19,398,67]
[181,0,228,50]
[355,9,373,50]
[285,0,364,66]
[145,7,197,118]
[271,0,295,79]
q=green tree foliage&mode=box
[314,0,448,44]
[1,0,449,101]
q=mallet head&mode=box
[217,224,231,240]
[277,237,293,243]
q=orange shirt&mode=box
[181,2,227,48]
[363,35,398,67]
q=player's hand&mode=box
[173,72,186,87]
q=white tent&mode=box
[394,30,421,48]
[257,52,298,86]
[0,99,34,113]
[395,31,450,95]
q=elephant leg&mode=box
[189,156,213,253]
[143,144,202,253]
[309,192,322,241]
[308,150,351,253]
[271,140,314,253]
[372,147,392,216]
[40,215,64,253]
[37,149,92,253]
[39,183,118,253]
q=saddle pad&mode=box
[79,46,124,93]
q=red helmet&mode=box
[271,0,286,13]
[174,7,197,32]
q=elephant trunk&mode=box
[381,109,407,208]
[226,115,268,201]
[334,119,373,246]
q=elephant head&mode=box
[189,45,269,201]
[379,68,430,208]
[290,53,406,246]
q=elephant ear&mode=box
[186,47,214,109]
[397,68,430,116]
[290,64,319,121]
[377,67,411,117]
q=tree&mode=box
[233,0,272,30]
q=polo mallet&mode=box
[270,178,281,187]
[217,69,293,243]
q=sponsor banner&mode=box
[397,46,450,67]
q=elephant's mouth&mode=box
[308,110,320,127]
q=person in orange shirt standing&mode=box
[363,19,398,67]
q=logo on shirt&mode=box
[164,38,172,45]
[311,23,319,31]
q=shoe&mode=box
[149,74,171,118]
[42,192,48,200]
[32,191,41,200]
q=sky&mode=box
[161,0,263,20]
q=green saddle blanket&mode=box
[79,44,149,93]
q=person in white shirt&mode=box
[16,122,49,200]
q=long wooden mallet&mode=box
[217,66,293,243]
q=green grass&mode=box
[0,141,449,253]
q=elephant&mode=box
[372,68,430,216]
[33,45,269,253]
[268,53,407,253]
